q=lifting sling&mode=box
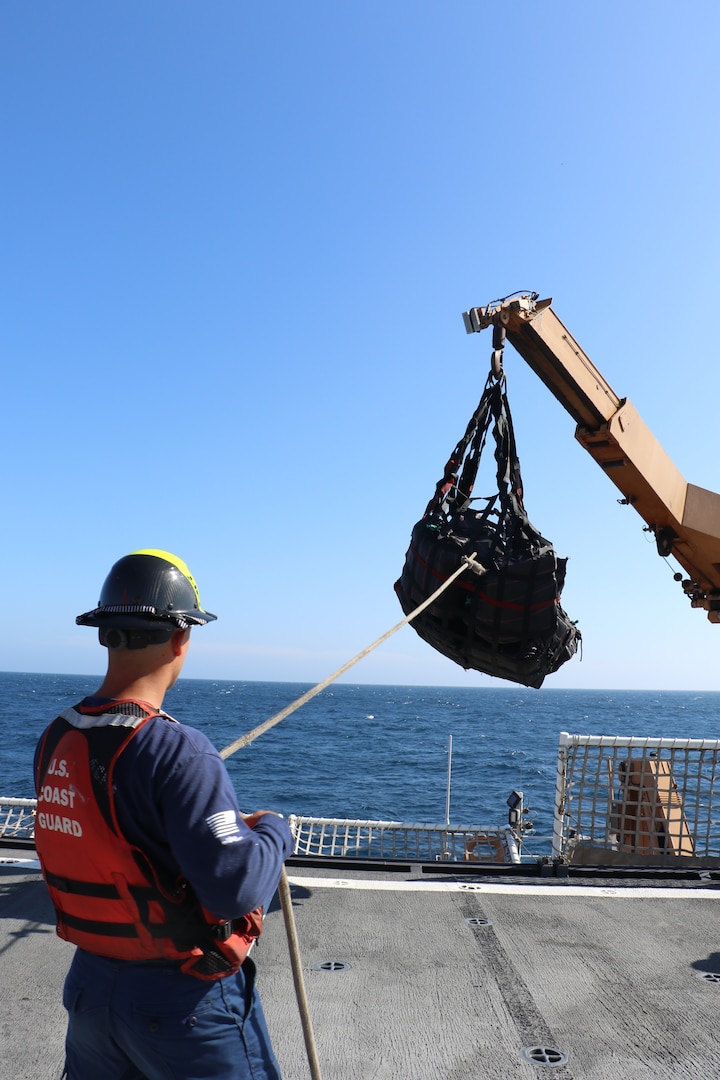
[394,368,581,688]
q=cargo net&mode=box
[553,733,720,866]
[288,815,520,864]
[395,369,580,688]
[0,798,36,841]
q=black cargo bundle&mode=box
[394,371,580,688]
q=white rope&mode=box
[219,553,482,760]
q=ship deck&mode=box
[3,845,720,1079]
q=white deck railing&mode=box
[0,800,519,863]
[288,815,520,863]
[553,732,720,863]
[0,798,36,841]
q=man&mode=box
[34,549,294,1080]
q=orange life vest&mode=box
[35,700,262,980]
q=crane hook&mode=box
[491,322,506,379]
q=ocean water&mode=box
[3,672,720,846]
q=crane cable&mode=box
[219,553,483,1080]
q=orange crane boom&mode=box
[462,293,720,621]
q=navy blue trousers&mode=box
[62,949,282,1079]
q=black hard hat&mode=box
[76,549,217,631]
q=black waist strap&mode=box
[60,911,140,938]
[45,870,126,900]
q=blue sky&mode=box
[2,2,720,690]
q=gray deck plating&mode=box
[3,850,720,1079]
[0,856,68,1080]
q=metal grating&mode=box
[521,1045,569,1066]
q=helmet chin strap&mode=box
[99,627,175,650]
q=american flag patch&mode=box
[205,810,242,844]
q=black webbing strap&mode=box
[423,372,497,517]
[59,911,139,938]
[43,870,124,899]
[423,369,540,548]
